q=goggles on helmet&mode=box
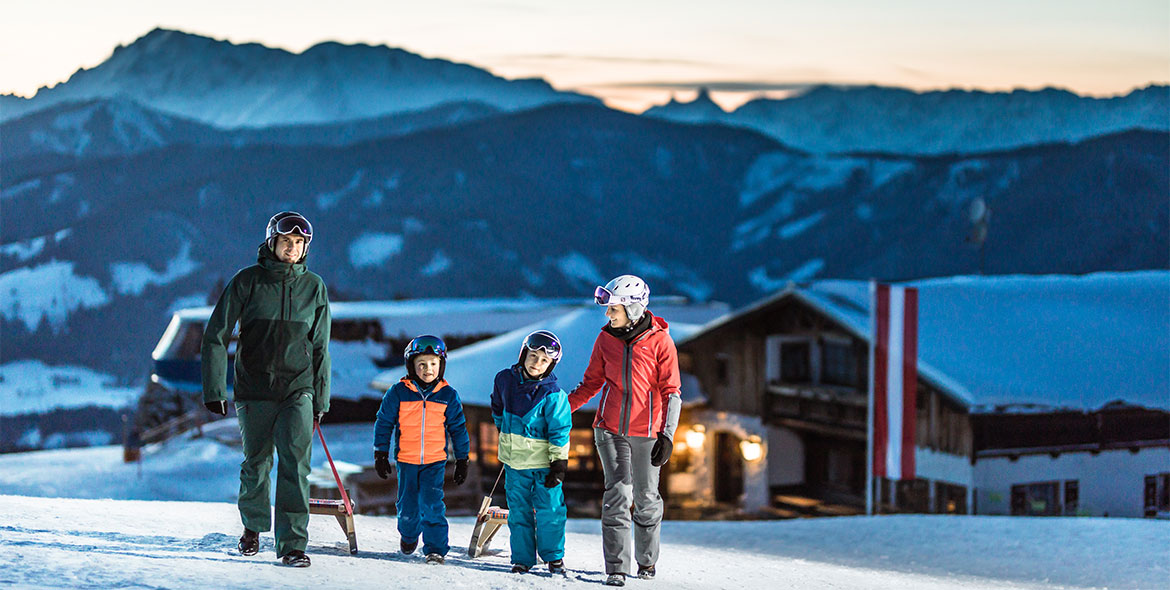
[405,335,447,361]
[522,330,562,360]
[273,214,313,242]
[594,285,645,307]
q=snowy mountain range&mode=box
[3,102,1166,387]
[0,28,596,128]
[645,84,1170,154]
[1,97,503,159]
[1,28,1167,447]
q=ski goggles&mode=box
[405,335,447,360]
[523,330,562,360]
[273,214,313,241]
[594,285,644,307]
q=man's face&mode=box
[274,234,306,263]
[413,354,441,384]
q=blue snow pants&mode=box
[504,465,567,567]
[396,461,449,556]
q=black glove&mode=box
[204,400,227,416]
[452,458,469,486]
[544,459,568,488]
[313,411,325,425]
[650,432,673,467]
[374,451,393,480]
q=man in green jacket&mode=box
[201,211,331,568]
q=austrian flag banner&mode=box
[869,283,918,481]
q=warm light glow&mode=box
[685,426,706,449]
[739,436,763,462]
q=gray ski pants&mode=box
[594,428,662,575]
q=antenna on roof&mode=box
[966,198,991,275]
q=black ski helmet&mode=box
[404,334,447,383]
[266,211,313,261]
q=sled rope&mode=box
[315,422,354,517]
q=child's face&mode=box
[413,354,441,384]
[605,304,630,328]
[523,348,553,379]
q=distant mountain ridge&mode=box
[645,84,1170,155]
[1,97,503,160]
[0,28,597,128]
[2,103,1165,384]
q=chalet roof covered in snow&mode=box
[680,271,1169,411]
[370,302,729,408]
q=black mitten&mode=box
[374,451,393,480]
[204,400,227,416]
[650,433,673,467]
[545,459,568,488]
[453,458,469,485]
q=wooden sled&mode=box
[311,423,358,554]
[467,495,509,558]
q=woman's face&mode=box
[605,304,630,329]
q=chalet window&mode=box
[567,428,598,472]
[934,481,967,514]
[478,423,499,467]
[1063,480,1079,515]
[1010,482,1061,516]
[820,338,858,387]
[780,341,812,384]
[896,479,931,513]
[715,353,730,385]
[1145,473,1170,517]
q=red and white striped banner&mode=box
[870,283,918,481]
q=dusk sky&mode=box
[3,0,1168,112]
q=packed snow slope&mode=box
[0,494,1164,590]
[0,426,1165,589]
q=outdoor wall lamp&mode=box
[739,435,763,462]
[685,424,706,449]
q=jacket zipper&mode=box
[620,341,633,436]
[420,389,428,463]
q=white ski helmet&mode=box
[595,274,650,323]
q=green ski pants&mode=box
[235,392,313,556]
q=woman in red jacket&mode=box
[568,275,681,587]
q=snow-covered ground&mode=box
[0,424,1165,589]
[0,494,1163,590]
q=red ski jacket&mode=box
[568,313,681,438]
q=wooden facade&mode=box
[674,293,974,516]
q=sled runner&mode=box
[467,467,508,558]
[309,422,358,554]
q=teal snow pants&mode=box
[504,465,567,567]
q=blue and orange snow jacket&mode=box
[491,365,572,469]
[374,377,470,465]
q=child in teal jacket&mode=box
[490,330,571,574]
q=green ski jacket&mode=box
[201,243,331,413]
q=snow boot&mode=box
[548,559,565,574]
[400,539,418,554]
[637,565,656,580]
[511,564,530,574]
[237,528,259,556]
[425,553,445,565]
[281,550,311,567]
[605,573,626,586]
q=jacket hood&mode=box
[257,242,307,282]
